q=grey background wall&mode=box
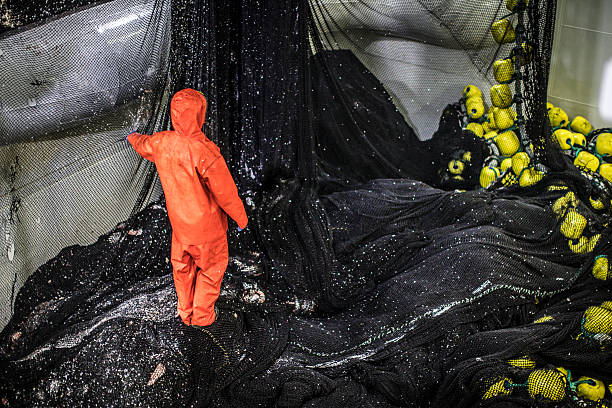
[549,0,612,128]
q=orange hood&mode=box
[170,88,207,136]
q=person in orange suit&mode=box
[128,88,248,327]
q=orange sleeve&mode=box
[128,132,156,162]
[202,157,248,229]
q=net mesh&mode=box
[0,0,170,328]
[1,0,612,407]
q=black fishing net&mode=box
[2,0,612,407]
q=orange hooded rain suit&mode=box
[128,88,248,326]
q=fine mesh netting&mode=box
[0,0,170,327]
[2,0,612,407]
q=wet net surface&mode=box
[2,0,612,407]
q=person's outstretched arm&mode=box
[128,132,156,162]
[202,157,248,229]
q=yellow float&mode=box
[480,166,501,188]
[448,160,464,175]
[583,305,612,334]
[519,168,543,187]
[527,369,567,401]
[495,130,520,156]
[483,378,512,399]
[511,152,530,176]
[465,122,484,138]
[559,209,587,239]
[573,151,599,172]
[552,192,577,216]
[494,108,516,130]
[490,84,513,108]
[573,132,586,148]
[463,85,482,99]
[570,116,593,135]
[501,158,513,172]
[493,59,514,83]
[548,106,569,127]
[596,133,612,157]
[491,19,516,44]
[598,163,612,183]
[552,129,574,150]
[593,256,609,281]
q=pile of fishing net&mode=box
[1,0,612,407]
